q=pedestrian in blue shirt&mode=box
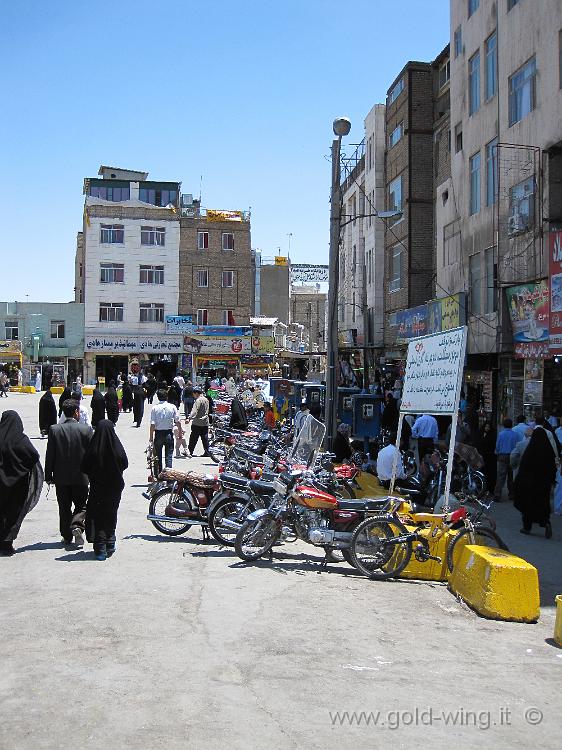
[494,418,521,502]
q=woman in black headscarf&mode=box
[229,397,249,430]
[38,389,57,437]
[90,387,106,429]
[167,381,182,408]
[381,394,399,434]
[132,384,145,427]
[121,380,133,413]
[58,387,72,417]
[514,426,556,538]
[82,419,128,561]
[145,373,157,404]
[0,411,43,555]
[104,381,119,425]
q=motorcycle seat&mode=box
[248,479,277,495]
[338,498,390,512]
[219,473,249,490]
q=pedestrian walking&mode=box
[38,389,57,437]
[145,374,157,404]
[229,396,249,430]
[479,420,497,492]
[90,387,106,429]
[174,423,189,458]
[58,387,72,417]
[104,381,119,425]
[0,411,43,556]
[333,423,353,463]
[45,399,93,547]
[121,379,133,413]
[58,391,91,427]
[132,383,146,427]
[514,427,556,538]
[82,420,128,561]
[411,414,439,460]
[182,381,194,417]
[510,426,532,479]
[168,380,182,408]
[493,418,521,502]
[381,394,399,434]
[149,389,184,474]
[263,402,276,431]
[186,385,211,457]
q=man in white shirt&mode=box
[376,443,406,484]
[411,413,439,459]
[294,402,310,434]
[150,389,183,474]
[58,391,91,428]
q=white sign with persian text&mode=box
[290,264,329,284]
[400,327,467,415]
[85,335,183,353]
[165,316,193,334]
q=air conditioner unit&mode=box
[508,213,525,235]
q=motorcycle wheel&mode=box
[463,471,486,498]
[208,440,226,465]
[350,516,412,580]
[341,549,357,568]
[235,516,279,561]
[149,489,192,536]
[208,496,261,546]
[446,525,508,573]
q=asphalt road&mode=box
[1,392,561,750]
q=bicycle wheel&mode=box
[350,516,412,580]
[446,525,508,573]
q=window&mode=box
[468,51,480,115]
[197,231,209,250]
[100,263,124,283]
[389,245,402,292]
[79,263,83,278]
[388,77,404,104]
[89,185,130,201]
[99,303,124,322]
[388,176,402,213]
[469,152,481,215]
[439,60,450,89]
[484,247,496,313]
[197,309,208,326]
[222,232,234,251]
[5,321,18,340]
[140,303,164,323]
[485,32,497,100]
[509,57,536,126]
[222,310,236,325]
[486,138,498,206]
[138,188,178,207]
[141,226,165,246]
[468,0,479,17]
[222,270,235,288]
[139,265,164,284]
[469,253,482,316]
[509,177,535,233]
[50,321,65,339]
[454,26,463,58]
[389,123,403,148]
[455,123,463,153]
[100,224,124,244]
[507,0,520,10]
[196,269,208,288]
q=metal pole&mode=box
[361,241,369,392]
[326,136,342,450]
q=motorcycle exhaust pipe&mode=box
[146,514,209,527]
[219,518,243,531]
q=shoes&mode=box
[520,528,531,535]
[72,528,85,549]
[106,545,116,557]
[545,522,552,539]
[95,550,107,561]
[0,542,15,556]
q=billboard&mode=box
[505,281,550,359]
[183,336,251,354]
[290,264,329,284]
[549,231,562,353]
[396,305,428,343]
[189,325,251,337]
[165,315,193,334]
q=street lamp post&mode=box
[326,117,351,450]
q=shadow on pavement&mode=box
[123,533,208,545]
[55,551,93,562]
[15,541,66,553]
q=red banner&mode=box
[550,231,562,354]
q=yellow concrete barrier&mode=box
[50,387,64,394]
[554,595,562,647]
[8,386,36,393]
[82,386,94,396]
[449,544,540,623]
[398,525,456,582]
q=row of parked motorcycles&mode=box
[143,411,505,580]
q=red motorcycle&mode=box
[145,469,220,538]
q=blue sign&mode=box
[396,305,428,342]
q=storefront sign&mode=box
[180,353,193,370]
[251,336,275,354]
[505,281,550,359]
[400,327,467,414]
[190,325,251,337]
[183,336,251,354]
[0,340,22,352]
[290,264,329,283]
[396,305,428,343]
[165,315,193,334]
[426,294,465,335]
[549,231,562,353]
[206,209,244,222]
[85,335,183,353]
[274,256,288,266]
[523,358,544,405]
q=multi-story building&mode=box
[437,0,562,420]
[79,166,181,383]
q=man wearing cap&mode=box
[186,385,211,458]
[149,388,184,474]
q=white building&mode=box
[76,166,181,384]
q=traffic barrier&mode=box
[82,386,94,396]
[8,386,36,393]
[50,387,64,394]
[554,595,562,647]
[449,544,539,622]
[398,525,456,582]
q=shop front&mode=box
[183,327,252,380]
[240,355,274,379]
[0,340,23,384]
[84,334,183,385]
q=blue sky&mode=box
[0,0,449,302]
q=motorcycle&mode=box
[145,469,220,537]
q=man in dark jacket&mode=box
[45,399,93,547]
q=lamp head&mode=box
[333,117,351,137]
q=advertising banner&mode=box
[523,358,544,405]
[85,335,183,353]
[290,264,329,283]
[206,209,243,222]
[183,336,250,354]
[549,231,562,353]
[396,305,428,343]
[165,316,193,334]
[189,325,251,337]
[506,282,550,359]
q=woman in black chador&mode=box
[514,427,556,538]
[0,411,43,556]
[38,389,57,436]
[132,384,146,427]
[104,381,119,425]
[90,387,106,429]
[229,397,248,430]
[121,380,133,413]
[58,387,72,417]
[82,419,128,561]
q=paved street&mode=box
[1,393,561,750]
